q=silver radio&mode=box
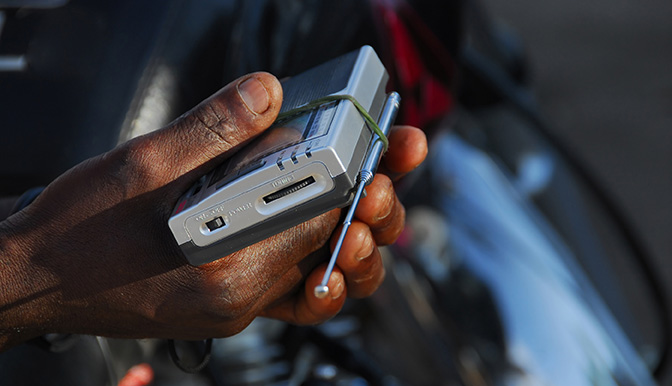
[169,46,399,266]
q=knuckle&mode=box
[198,100,227,129]
[101,139,165,197]
[218,297,253,322]
[205,274,257,321]
[188,98,243,154]
[193,102,232,141]
[186,281,254,326]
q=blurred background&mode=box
[485,0,672,363]
[485,0,672,381]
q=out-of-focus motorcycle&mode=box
[0,0,668,385]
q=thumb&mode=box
[146,72,283,181]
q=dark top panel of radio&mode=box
[279,49,358,113]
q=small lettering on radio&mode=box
[196,204,226,222]
[272,174,295,188]
[228,203,253,217]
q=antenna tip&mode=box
[314,285,330,299]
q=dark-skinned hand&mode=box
[0,72,427,350]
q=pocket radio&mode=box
[169,46,399,266]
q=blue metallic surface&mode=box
[427,132,655,385]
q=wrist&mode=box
[0,215,61,351]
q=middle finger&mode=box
[355,174,406,246]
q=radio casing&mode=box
[169,46,390,265]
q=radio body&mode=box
[169,46,394,266]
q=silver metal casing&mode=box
[169,46,390,265]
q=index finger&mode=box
[378,125,428,181]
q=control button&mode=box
[276,157,285,171]
[205,216,226,232]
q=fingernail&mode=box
[373,198,394,223]
[373,180,394,222]
[330,280,345,300]
[356,234,375,261]
[237,77,270,114]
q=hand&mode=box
[0,72,427,349]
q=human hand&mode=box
[0,72,427,349]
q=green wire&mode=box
[275,94,389,151]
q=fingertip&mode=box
[227,72,283,130]
[384,125,428,175]
[327,270,346,300]
[304,266,346,320]
[330,221,372,266]
[238,72,283,115]
[307,267,346,302]
[237,77,270,115]
[258,265,346,326]
[353,175,405,246]
[325,220,385,298]
[203,72,283,131]
[355,174,395,224]
[355,231,375,261]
